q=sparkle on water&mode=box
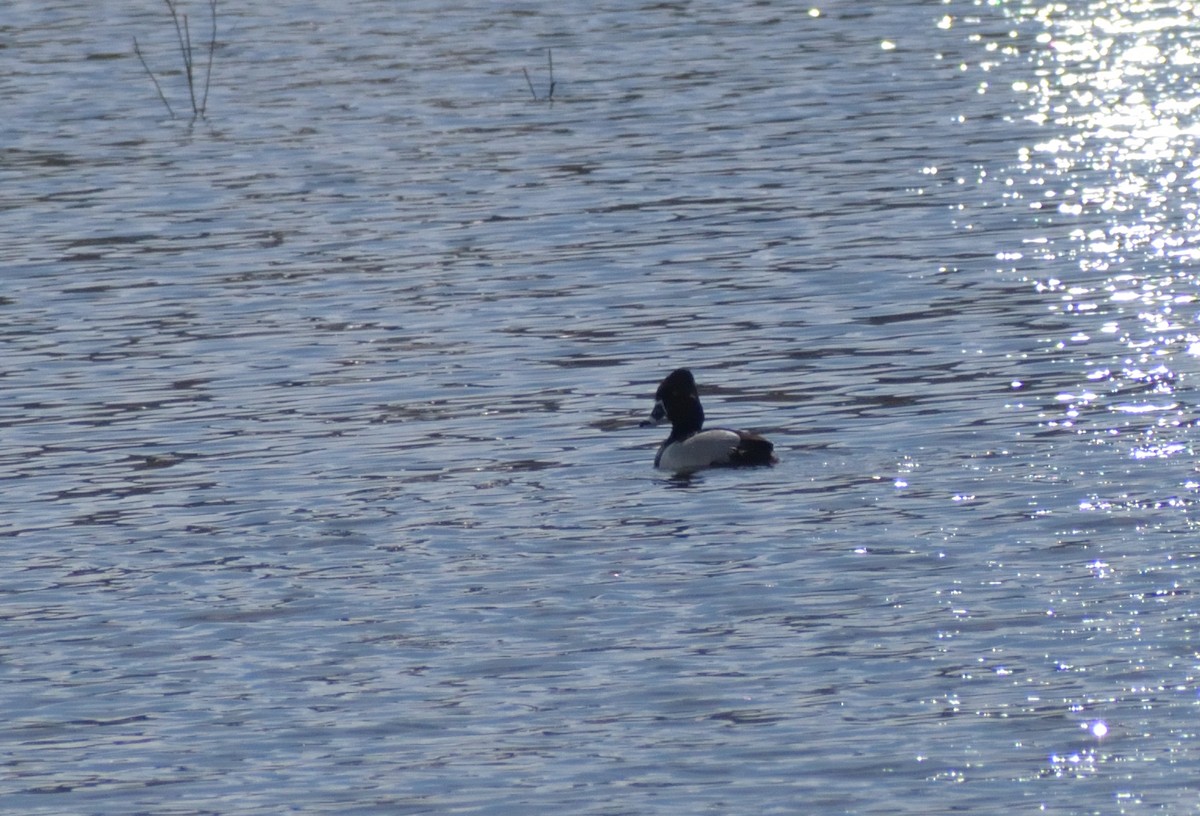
[1012,0,1200,468]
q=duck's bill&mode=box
[639,400,667,427]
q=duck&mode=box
[641,368,776,472]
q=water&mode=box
[2,0,1199,812]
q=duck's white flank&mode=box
[656,429,743,472]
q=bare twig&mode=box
[199,0,217,115]
[522,49,556,102]
[182,12,197,114]
[522,67,538,101]
[164,1,190,76]
[136,0,218,120]
[133,36,176,117]
[164,0,198,115]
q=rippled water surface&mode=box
[4,0,1200,813]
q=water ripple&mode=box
[2,1,1200,814]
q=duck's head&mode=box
[642,368,704,434]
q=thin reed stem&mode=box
[135,0,219,119]
[165,1,190,76]
[182,13,197,114]
[199,0,217,116]
[522,49,556,102]
[133,36,176,117]
[523,67,538,101]
[165,0,198,116]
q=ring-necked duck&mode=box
[641,368,776,472]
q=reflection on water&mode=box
[1010,1,1200,470]
[991,1,1200,801]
